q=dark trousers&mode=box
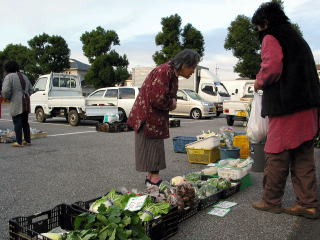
[262,140,318,208]
[12,112,31,145]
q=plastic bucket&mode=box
[250,143,266,172]
[233,135,250,159]
[219,147,240,159]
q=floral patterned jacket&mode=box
[127,62,178,139]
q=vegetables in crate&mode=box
[184,172,202,182]
[138,201,171,222]
[197,185,218,199]
[201,167,218,175]
[89,190,136,213]
[41,233,63,240]
[61,205,150,240]
[171,176,186,186]
[159,181,171,192]
[206,178,231,190]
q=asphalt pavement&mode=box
[0,104,319,240]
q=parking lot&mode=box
[0,104,319,240]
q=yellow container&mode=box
[233,135,250,159]
[186,146,220,164]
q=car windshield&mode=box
[184,90,202,100]
[214,82,230,97]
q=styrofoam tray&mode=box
[185,136,220,150]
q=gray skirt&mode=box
[135,127,166,172]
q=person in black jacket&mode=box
[251,2,320,219]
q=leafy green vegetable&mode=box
[89,190,136,213]
[197,185,218,199]
[159,181,171,192]
[185,173,202,182]
[62,205,150,240]
[138,202,171,222]
[217,178,232,190]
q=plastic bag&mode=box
[103,113,119,123]
[220,126,234,149]
[246,92,268,143]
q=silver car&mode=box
[170,89,216,119]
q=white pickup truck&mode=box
[30,73,118,126]
[222,81,254,126]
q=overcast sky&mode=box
[0,0,319,80]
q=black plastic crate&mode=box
[198,190,223,211]
[145,206,179,240]
[72,196,179,240]
[221,182,241,199]
[169,119,180,128]
[9,204,84,240]
[178,201,199,223]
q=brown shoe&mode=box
[11,142,24,147]
[284,204,319,219]
[252,201,282,214]
[22,140,32,146]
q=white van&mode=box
[86,86,139,121]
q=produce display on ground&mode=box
[9,161,250,240]
[0,128,47,143]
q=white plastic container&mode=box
[217,159,253,180]
[186,136,220,149]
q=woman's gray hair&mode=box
[171,49,201,70]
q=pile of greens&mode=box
[61,205,150,240]
[184,173,202,182]
[138,198,171,222]
[89,190,136,213]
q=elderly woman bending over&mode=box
[127,49,201,186]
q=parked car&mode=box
[86,86,139,121]
[170,89,216,119]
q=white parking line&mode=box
[48,131,96,137]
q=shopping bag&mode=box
[246,92,268,143]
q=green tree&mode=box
[224,15,261,78]
[80,26,129,88]
[28,33,70,76]
[224,0,303,78]
[0,44,36,82]
[153,14,204,65]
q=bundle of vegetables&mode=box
[184,172,202,183]
[170,176,186,186]
[196,185,218,199]
[89,190,136,213]
[175,182,196,210]
[138,197,171,222]
[206,178,231,190]
[61,204,150,240]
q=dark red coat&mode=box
[127,62,178,139]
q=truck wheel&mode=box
[68,110,80,126]
[216,112,221,117]
[35,108,46,123]
[191,108,202,119]
[226,115,234,126]
[118,108,127,122]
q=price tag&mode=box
[214,201,238,209]
[124,195,148,211]
[208,207,230,217]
